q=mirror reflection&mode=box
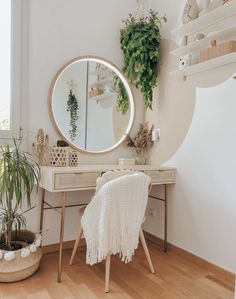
[50,57,134,153]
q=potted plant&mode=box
[126,123,153,165]
[120,10,167,110]
[0,139,42,282]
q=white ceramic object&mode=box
[209,0,224,10]
[21,248,31,258]
[4,251,15,261]
[179,55,192,69]
[118,158,135,166]
[194,33,205,41]
[29,244,37,253]
[35,238,42,248]
[182,0,199,24]
[199,0,211,15]
[0,250,3,260]
[201,0,211,9]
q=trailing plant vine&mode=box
[67,88,79,141]
[120,10,167,109]
[113,74,129,115]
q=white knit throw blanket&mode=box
[81,173,150,265]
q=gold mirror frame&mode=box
[48,56,135,154]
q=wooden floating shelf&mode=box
[171,25,236,57]
[89,92,117,102]
[170,52,236,76]
[89,69,113,77]
[171,1,236,37]
[88,78,113,88]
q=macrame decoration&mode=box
[0,234,42,262]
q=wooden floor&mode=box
[0,244,234,299]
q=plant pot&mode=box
[0,230,42,282]
[135,148,148,165]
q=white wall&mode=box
[24,0,148,245]
[166,72,236,273]
[143,0,236,274]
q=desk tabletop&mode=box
[39,165,176,192]
[40,164,175,173]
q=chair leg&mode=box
[105,255,111,293]
[69,225,83,266]
[139,229,155,274]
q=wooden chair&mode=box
[69,171,155,293]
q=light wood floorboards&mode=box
[0,244,234,299]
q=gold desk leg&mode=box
[39,188,45,234]
[164,184,168,253]
[58,192,66,282]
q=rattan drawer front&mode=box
[145,170,175,184]
[54,172,100,190]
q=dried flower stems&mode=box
[32,129,49,166]
[126,122,153,149]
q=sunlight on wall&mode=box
[0,1,11,130]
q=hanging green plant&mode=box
[113,74,129,115]
[67,89,79,141]
[120,9,167,109]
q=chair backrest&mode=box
[82,171,151,264]
[94,172,151,227]
[96,170,152,194]
[96,170,136,192]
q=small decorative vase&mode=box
[69,151,79,167]
[135,148,148,165]
[50,147,68,167]
[182,0,199,24]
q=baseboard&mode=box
[143,231,235,285]
[42,239,86,254]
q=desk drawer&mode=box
[54,172,100,190]
[145,170,175,184]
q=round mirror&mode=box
[49,57,135,153]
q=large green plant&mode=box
[0,140,40,250]
[120,10,167,109]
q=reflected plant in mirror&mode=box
[66,80,79,141]
[49,57,134,153]
[113,74,129,115]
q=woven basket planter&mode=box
[0,230,42,283]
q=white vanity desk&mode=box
[39,164,176,282]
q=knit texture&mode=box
[81,172,150,265]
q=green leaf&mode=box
[120,9,166,109]
[0,139,39,248]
